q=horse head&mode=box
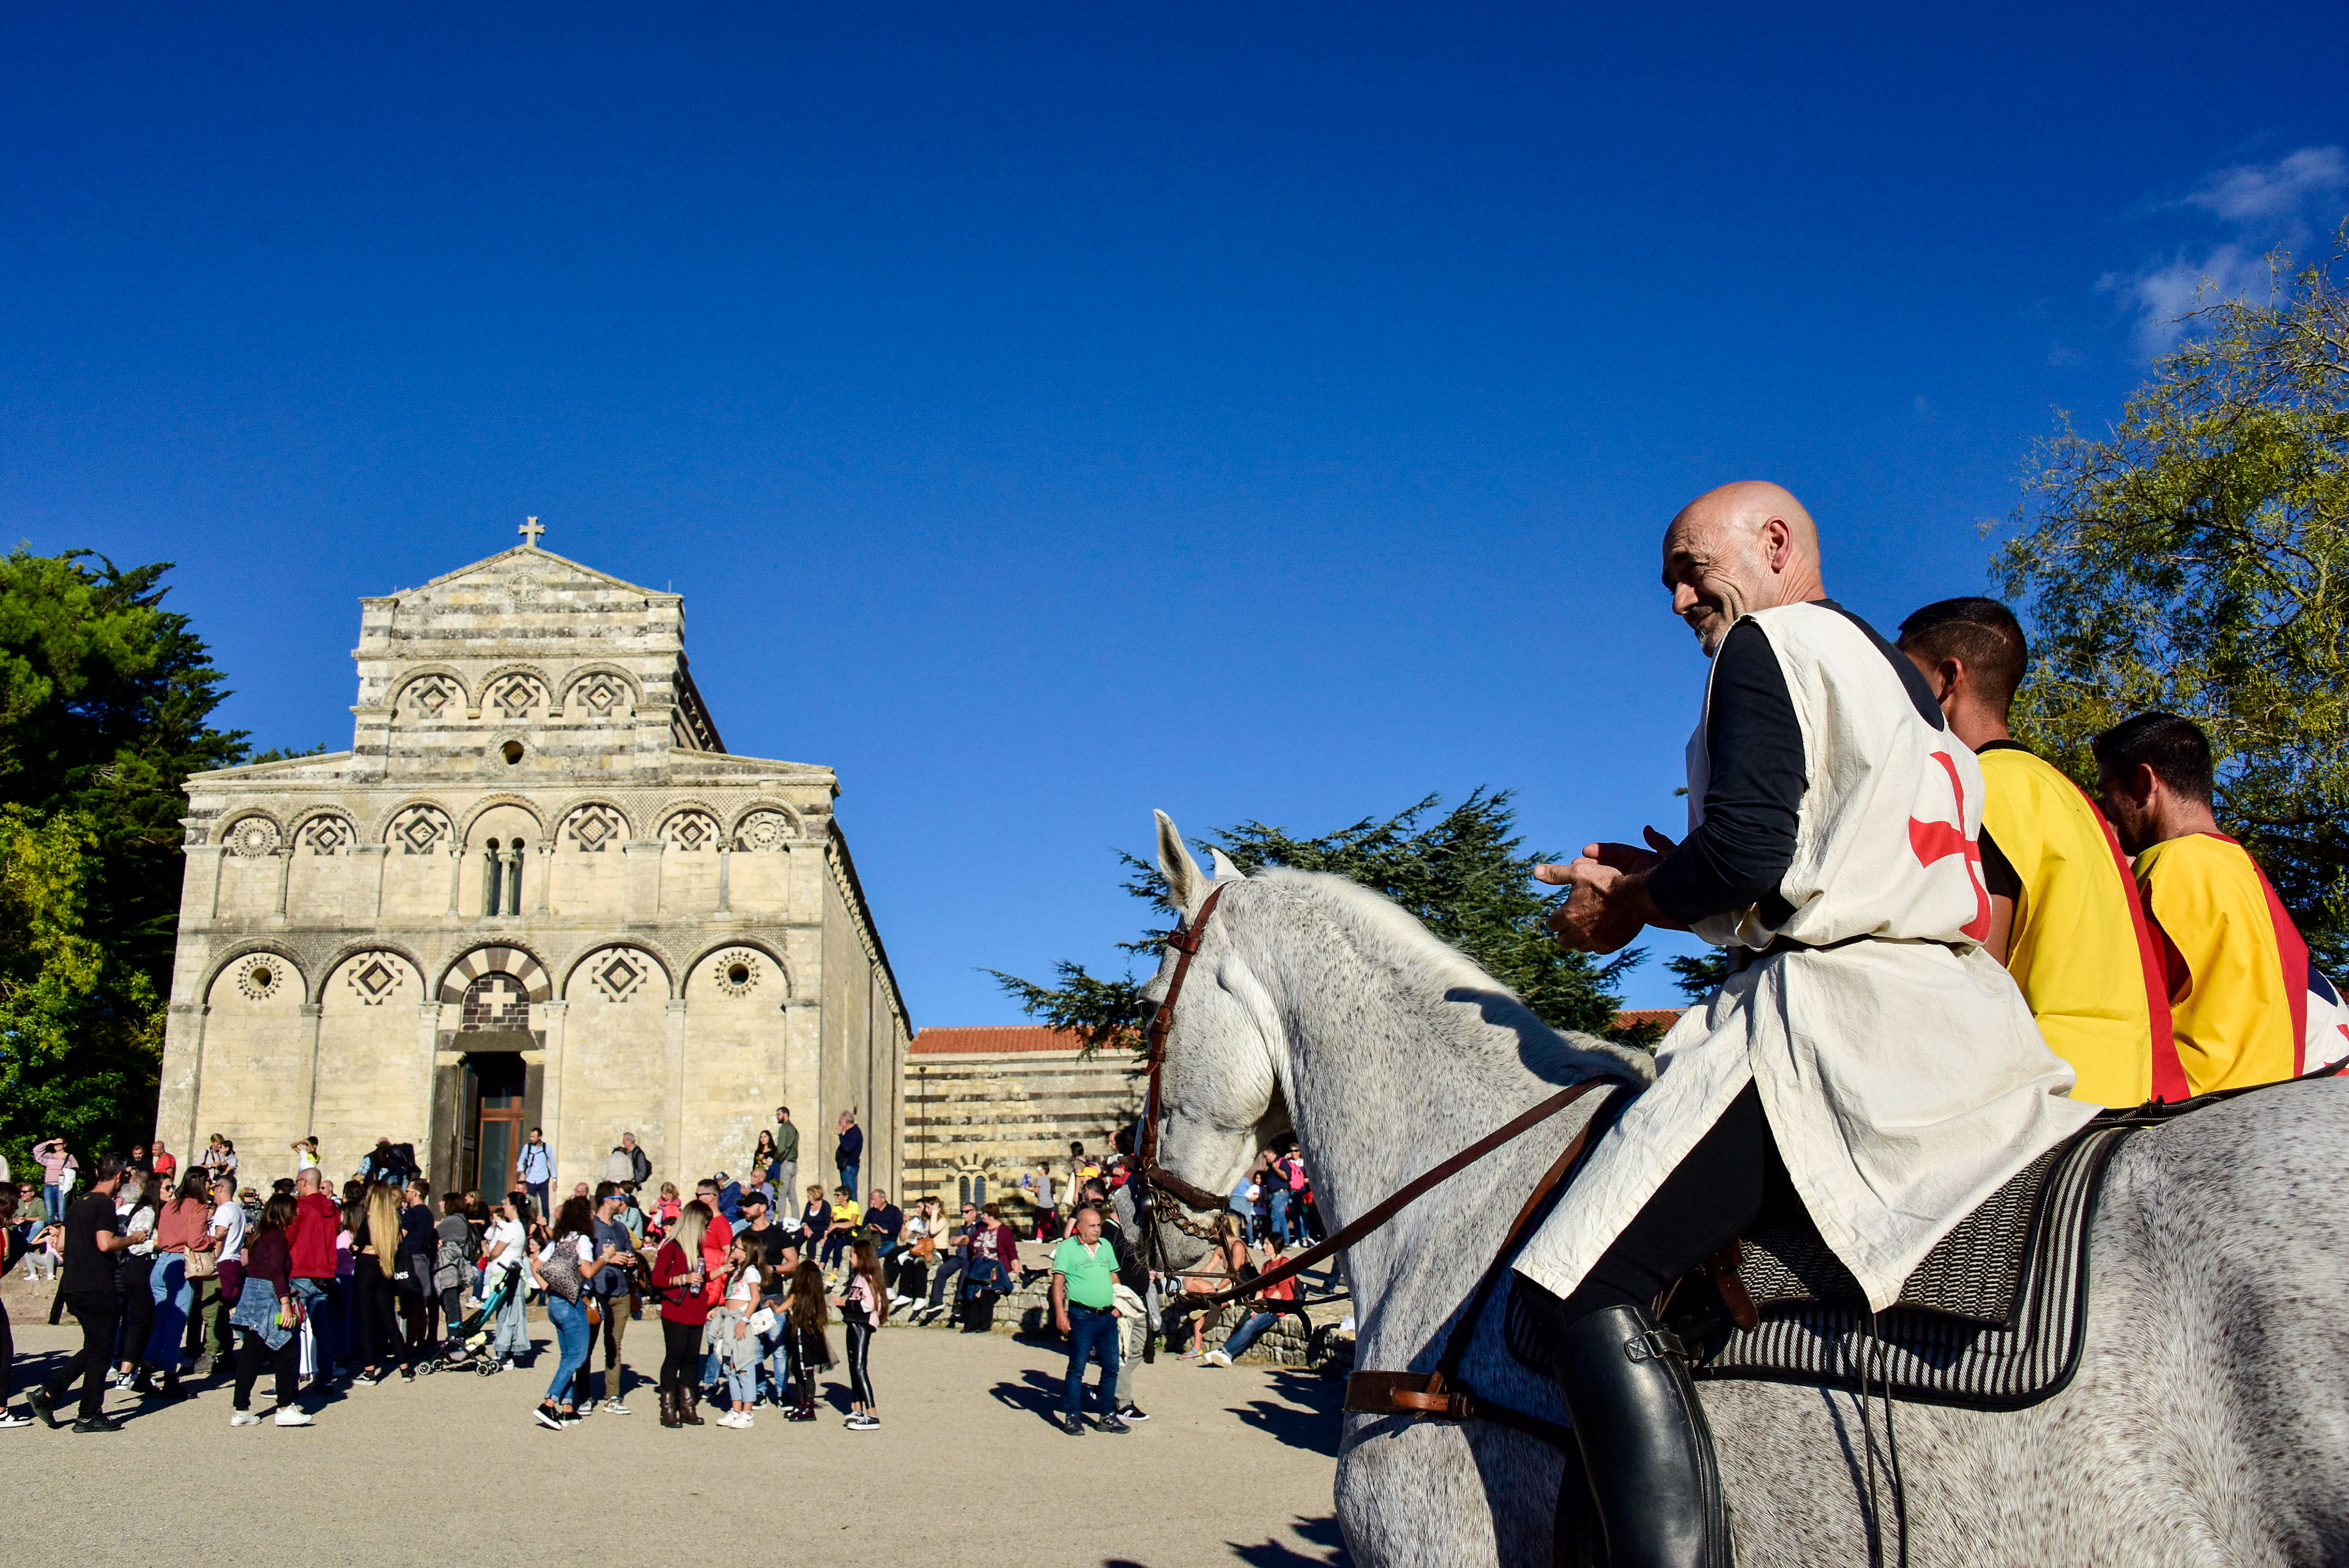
[1138,809,1278,1273]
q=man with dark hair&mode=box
[1898,597,2185,1105]
[2094,712,2339,1092]
[31,1154,135,1432]
[585,1182,639,1414]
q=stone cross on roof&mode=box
[518,516,545,548]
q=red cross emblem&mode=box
[1909,751,1992,942]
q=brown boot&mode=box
[680,1389,705,1425]
[658,1386,681,1429]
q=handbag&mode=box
[185,1240,219,1280]
[746,1306,777,1336]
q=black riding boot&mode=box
[1548,1301,1731,1568]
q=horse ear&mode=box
[1155,809,1206,919]
[1208,847,1246,882]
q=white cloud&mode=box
[2183,146,2345,224]
[2099,243,2276,354]
[2101,145,2343,355]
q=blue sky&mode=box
[4,4,2345,1019]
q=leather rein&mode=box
[1134,881,1609,1379]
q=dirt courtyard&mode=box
[0,1302,1348,1568]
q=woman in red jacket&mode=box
[651,1201,712,1428]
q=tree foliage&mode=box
[991,790,1645,1055]
[0,548,248,1168]
[1996,225,2349,965]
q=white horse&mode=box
[1141,812,2349,1567]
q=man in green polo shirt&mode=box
[1050,1206,1129,1435]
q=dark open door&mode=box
[469,1052,528,1197]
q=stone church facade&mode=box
[154,535,910,1202]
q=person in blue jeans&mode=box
[1049,1206,1129,1435]
[1266,1152,1294,1248]
[527,1197,620,1430]
[834,1112,863,1208]
[515,1130,554,1223]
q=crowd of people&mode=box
[0,1107,1321,1440]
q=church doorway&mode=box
[464,1052,528,1196]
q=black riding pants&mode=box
[1545,1082,1783,1326]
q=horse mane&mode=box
[1246,866,1655,1084]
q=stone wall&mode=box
[900,1027,1146,1217]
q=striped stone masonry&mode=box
[901,1026,1145,1217]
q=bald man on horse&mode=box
[1519,482,2095,1568]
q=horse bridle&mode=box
[1137,884,1235,1247]
[1134,879,1607,1314]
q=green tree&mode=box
[992,790,1646,1053]
[0,548,249,1168]
[1995,224,2349,966]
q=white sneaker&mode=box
[230,1411,262,1427]
[604,1398,631,1415]
[1203,1350,1232,1367]
[272,1408,313,1427]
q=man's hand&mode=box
[1534,828,1680,954]
[1055,1310,1071,1334]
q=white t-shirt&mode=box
[209,1200,247,1264]
[726,1264,760,1306]
[484,1217,526,1276]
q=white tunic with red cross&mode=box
[1515,601,2098,1313]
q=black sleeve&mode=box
[1979,825,2021,901]
[1646,619,1806,925]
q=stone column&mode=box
[445,842,465,917]
[271,847,292,921]
[297,1001,325,1142]
[533,841,552,917]
[664,997,688,1190]
[416,1001,445,1159]
[716,844,732,913]
[500,846,522,916]
[538,1000,568,1190]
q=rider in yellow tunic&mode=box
[1896,598,2187,1106]
[2095,712,2317,1094]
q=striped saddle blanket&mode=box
[1507,1121,2139,1411]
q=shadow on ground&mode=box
[1227,1368,1343,1457]
[1100,1512,1352,1568]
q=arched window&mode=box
[481,839,503,916]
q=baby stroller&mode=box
[422,1266,521,1375]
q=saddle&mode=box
[1496,1119,2139,1411]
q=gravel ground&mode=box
[0,1287,1348,1568]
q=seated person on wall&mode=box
[2093,712,2349,1093]
[1896,596,2187,1106]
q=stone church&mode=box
[154,527,910,1202]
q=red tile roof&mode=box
[1611,1008,1685,1033]
[910,1025,1096,1057]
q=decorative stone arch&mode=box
[379,800,456,856]
[391,666,470,723]
[562,941,677,1003]
[288,806,358,856]
[201,940,308,1006]
[217,812,284,857]
[656,799,725,852]
[555,798,634,853]
[314,941,429,1007]
[681,937,793,1000]
[457,795,547,842]
[557,664,642,719]
[727,802,803,851]
[436,943,554,1005]
[478,664,554,722]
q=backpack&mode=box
[538,1239,585,1304]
